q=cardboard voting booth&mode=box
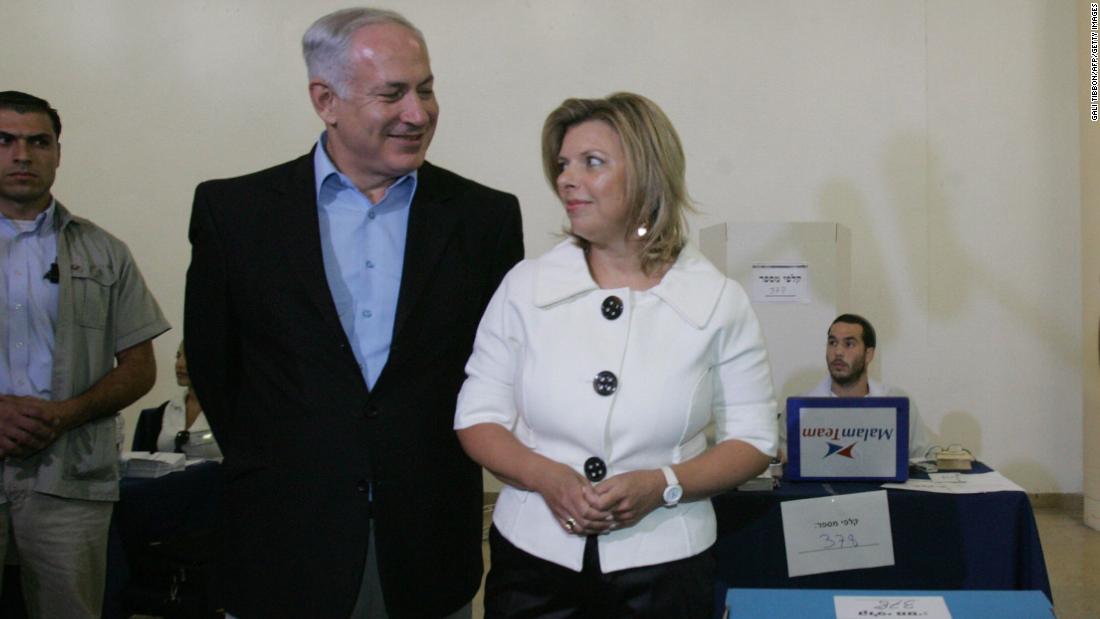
[700,222,851,405]
[786,397,909,482]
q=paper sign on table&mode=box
[834,595,952,619]
[780,490,894,577]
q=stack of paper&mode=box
[738,468,777,491]
[881,471,1025,494]
[121,451,186,478]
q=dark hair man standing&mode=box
[0,90,169,618]
[184,8,523,618]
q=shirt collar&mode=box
[0,199,57,236]
[533,239,726,329]
[312,132,417,205]
[825,377,885,397]
[167,391,188,414]
[867,378,886,396]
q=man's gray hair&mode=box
[302,7,426,98]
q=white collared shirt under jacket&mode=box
[455,239,778,572]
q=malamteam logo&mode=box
[824,441,858,459]
[801,426,895,459]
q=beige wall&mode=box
[1082,0,1100,528]
[1,1,1084,492]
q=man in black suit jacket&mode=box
[184,8,523,618]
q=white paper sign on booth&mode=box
[834,596,952,619]
[750,263,809,304]
[780,490,894,577]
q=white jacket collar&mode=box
[533,239,726,329]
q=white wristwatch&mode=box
[660,465,683,507]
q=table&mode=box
[711,463,1052,606]
[102,460,223,619]
[724,588,1054,618]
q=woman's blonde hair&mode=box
[541,92,692,274]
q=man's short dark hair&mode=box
[831,313,876,349]
[0,91,62,138]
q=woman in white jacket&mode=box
[455,92,777,619]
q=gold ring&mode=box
[565,517,577,532]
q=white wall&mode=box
[1,1,1082,492]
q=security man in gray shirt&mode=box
[0,90,170,619]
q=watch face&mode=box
[664,484,683,505]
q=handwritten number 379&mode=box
[819,533,859,549]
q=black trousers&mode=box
[484,526,715,619]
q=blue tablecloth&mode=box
[102,460,223,619]
[711,462,1052,610]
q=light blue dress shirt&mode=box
[0,201,60,399]
[314,134,414,390]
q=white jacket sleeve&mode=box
[711,282,779,458]
[454,266,524,430]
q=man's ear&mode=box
[308,80,338,126]
[865,346,876,365]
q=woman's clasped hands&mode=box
[536,463,668,535]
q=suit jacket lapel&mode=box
[392,162,459,345]
[270,156,458,389]
[273,151,349,345]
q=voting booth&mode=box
[699,222,851,404]
[725,588,1055,619]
